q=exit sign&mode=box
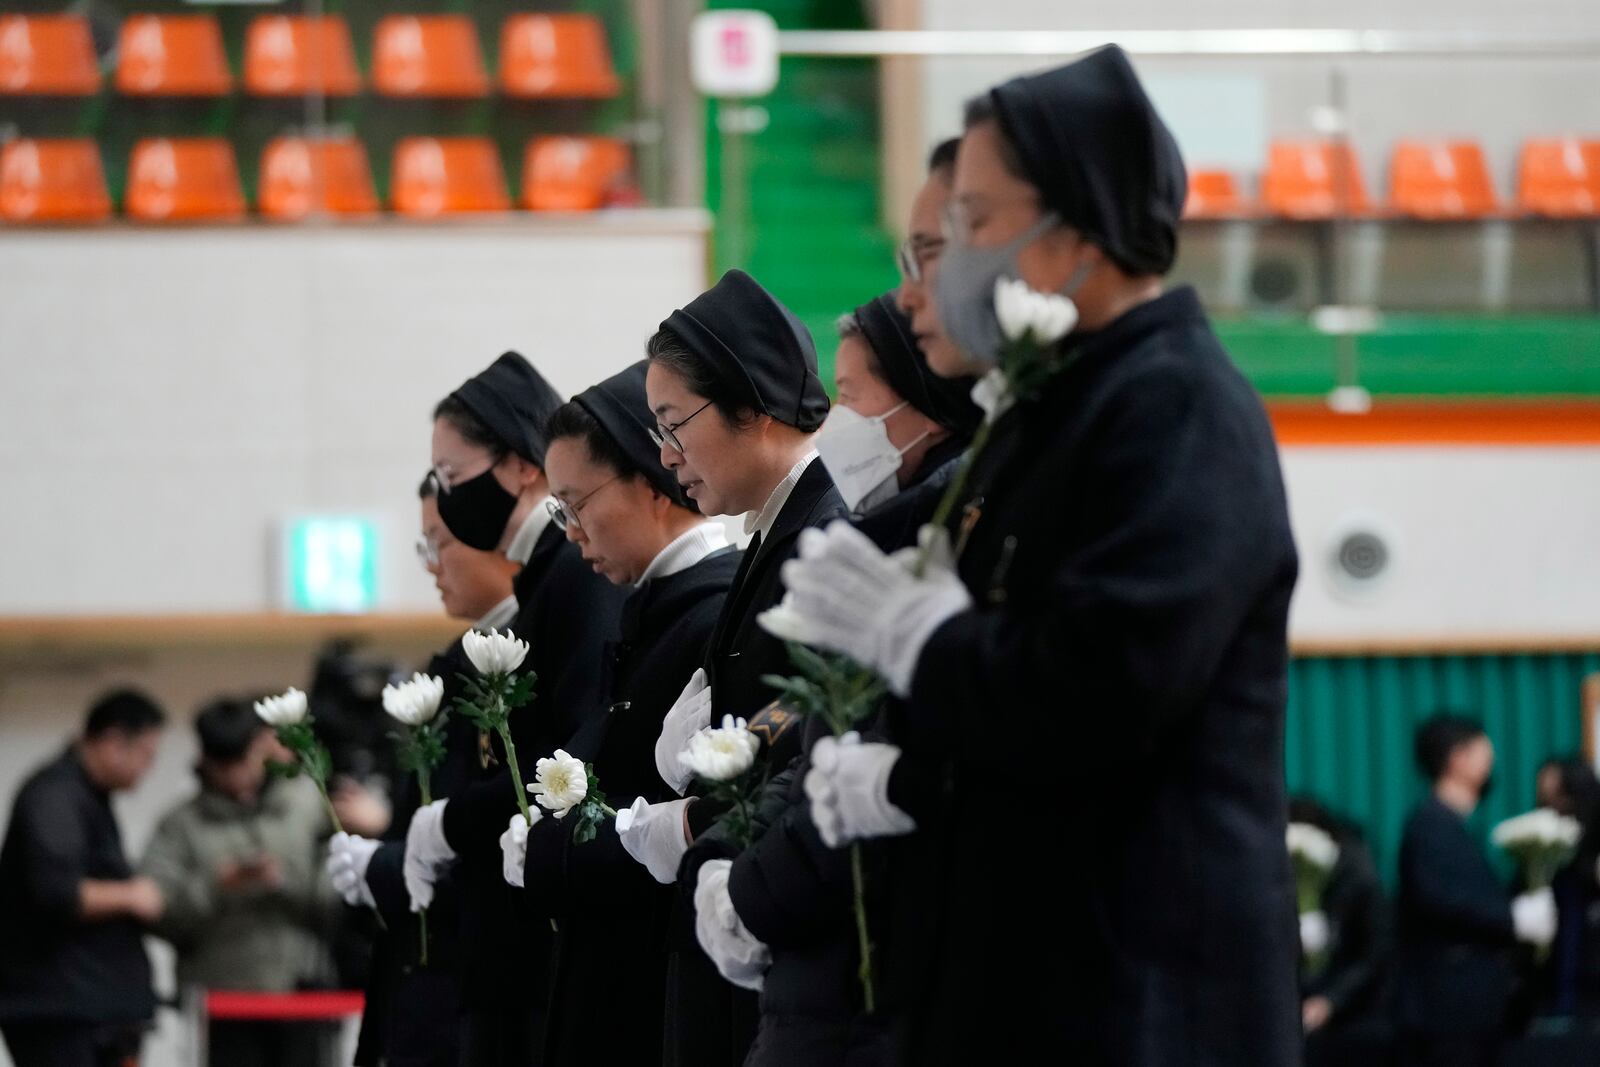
[281,517,378,614]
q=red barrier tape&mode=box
[204,990,365,1021]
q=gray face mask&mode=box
[932,213,1061,366]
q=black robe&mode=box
[1396,796,1518,1040]
[667,459,847,1067]
[358,522,625,1066]
[881,286,1301,1063]
[518,546,739,1066]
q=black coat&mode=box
[355,522,624,1066]
[1302,830,1393,1027]
[518,547,739,1067]
[887,287,1301,1064]
[1396,796,1518,1037]
[354,640,473,1067]
[668,459,848,1067]
[0,749,155,1027]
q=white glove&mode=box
[803,731,917,849]
[1299,910,1331,956]
[1512,887,1557,947]
[693,859,770,992]
[325,832,380,909]
[402,799,456,913]
[655,668,714,795]
[780,521,971,696]
[499,811,543,889]
[616,796,694,884]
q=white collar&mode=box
[474,595,519,633]
[506,496,552,564]
[744,451,818,542]
[637,521,732,585]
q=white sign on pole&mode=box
[691,10,779,98]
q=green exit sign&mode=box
[283,517,379,613]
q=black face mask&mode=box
[436,468,517,551]
[1478,774,1497,803]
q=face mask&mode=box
[815,401,927,513]
[436,466,517,551]
[934,213,1091,365]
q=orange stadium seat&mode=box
[0,139,111,222]
[500,14,620,99]
[392,137,510,216]
[1517,137,1600,218]
[259,137,379,220]
[244,15,362,98]
[521,136,632,211]
[1389,140,1498,219]
[1184,169,1248,219]
[0,14,100,95]
[1262,140,1371,219]
[373,16,489,99]
[115,15,232,97]
[125,138,246,222]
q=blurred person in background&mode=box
[141,697,342,1067]
[0,689,166,1067]
[1532,756,1600,1020]
[1398,714,1556,1066]
[1288,796,1395,1067]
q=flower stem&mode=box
[915,417,994,578]
[497,721,533,826]
[850,842,876,1014]
[314,779,345,836]
[599,803,616,817]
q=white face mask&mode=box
[814,400,929,514]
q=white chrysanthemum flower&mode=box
[382,673,445,727]
[1493,807,1583,849]
[1286,822,1341,871]
[756,596,819,645]
[463,627,529,676]
[532,749,589,819]
[253,687,308,727]
[680,716,761,782]
[994,277,1078,345]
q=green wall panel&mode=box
[1287,651,1600,887]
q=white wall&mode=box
[0,213,710,616]
[1280,446,1600,642]
[916,1,1600,202]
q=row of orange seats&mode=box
[0,12,618,99]
[1187,139,1600,220]
[0,135,634,222]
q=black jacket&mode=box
[0,749,155,1026]
[1397,795,1518,1036]
[519,546,739,1067]
[668,459,848,1067]
[889,287,1301,1064]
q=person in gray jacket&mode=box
[141,697,341,1067]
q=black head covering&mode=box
[988,44,1187,276]
[448,351,564,466]
[852,293,981,438]
[661,270,830,432]
[574,361,693,510]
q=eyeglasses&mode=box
[896,235,946,283]
[647,399,714,455]
[546,474,623,532]
[940,199,1055,247]
[415,535,440,568]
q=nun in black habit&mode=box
[773,45,1303,1065]
[374,351,626,1066]
[491,361,741,1067]
[610,269,847,1067]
